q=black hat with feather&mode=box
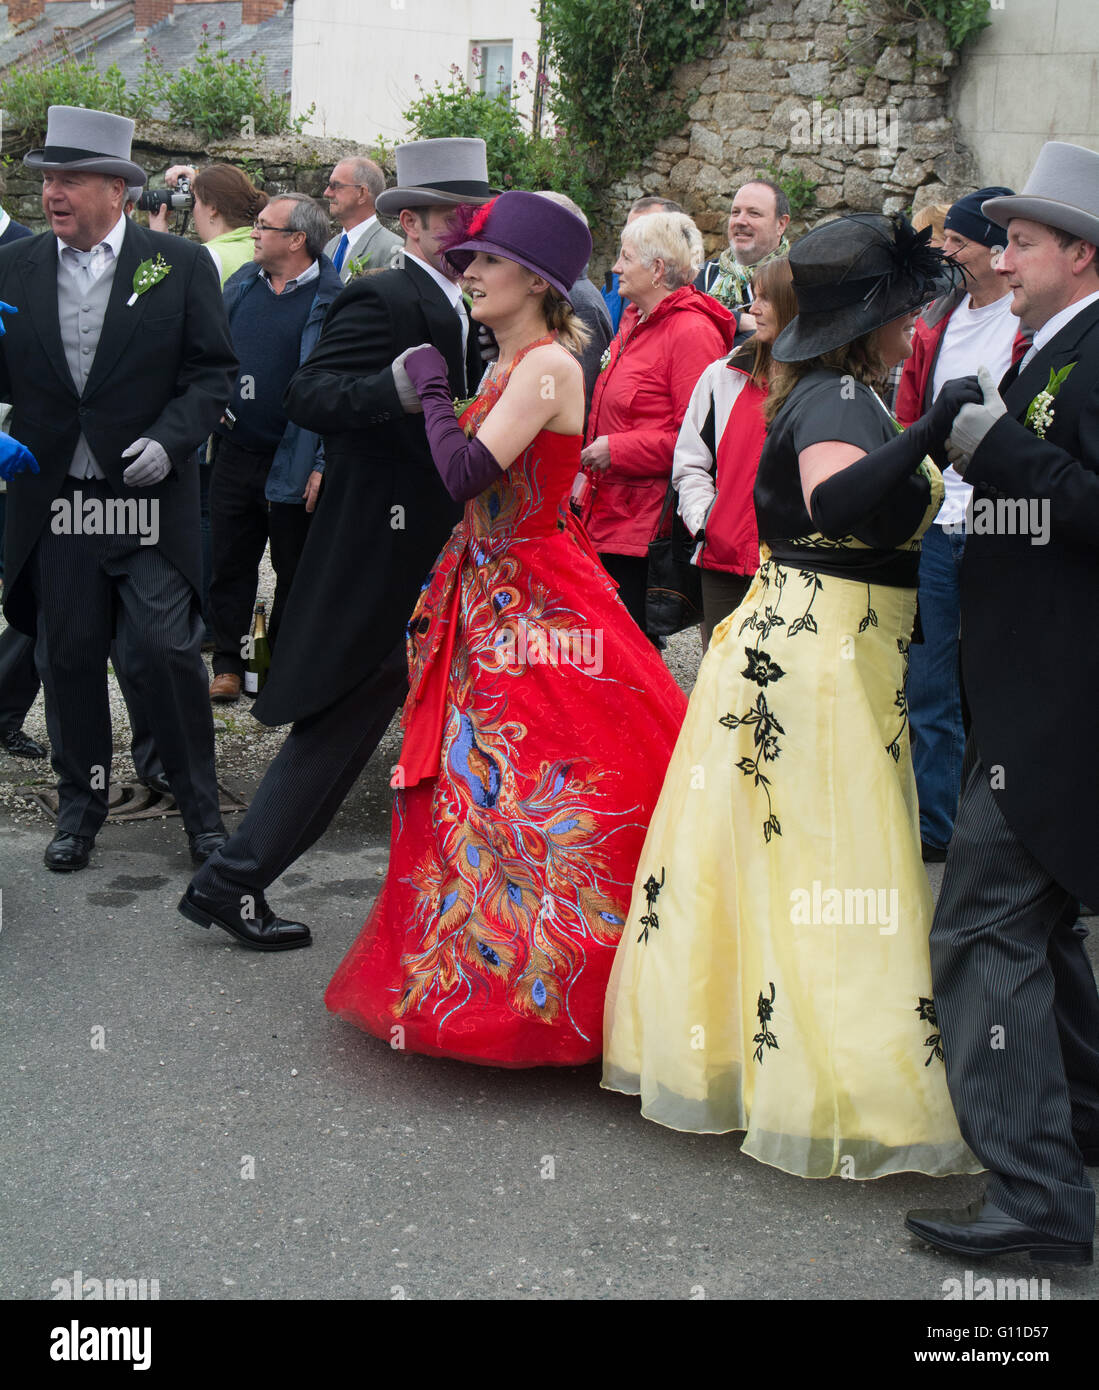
[771,213,961,363]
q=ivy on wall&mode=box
[541,0,745,196]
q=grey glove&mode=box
[391,344,431,414]
[122,437,171,486]
[945,365,1008,475]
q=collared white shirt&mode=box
[0,208,10,240]
[404,251,468,361]
[341,213,377,244]
[1027,288,1099,361]
[56,212,127,283]
[259,258,320,295]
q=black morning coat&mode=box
[0,218,237,635]
[258,257,481,728]
[960,296,1099,907]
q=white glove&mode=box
[945,365,1008,476]
[122,437,171,486]
[391,344,430,414]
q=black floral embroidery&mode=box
[857,584,878,634]
[916,996,943,1065]
[886,637,911,763]
[786,569,822,637]
[742,648,785,686]
[753,982,779,1063]
[636,867,665,945]
[722,691,784,841]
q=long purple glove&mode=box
[403,344,503,502]
[0,433,38,482]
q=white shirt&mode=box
[0,208,10,239]
[341,213,377,245]
[56,212,127,283]
[931,292,1018,526]
[259,258,320,295]
[404,250,469,361]
[1027,288,1099,361]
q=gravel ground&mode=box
[0,546,706,818]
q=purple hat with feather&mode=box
[442,191,593,304]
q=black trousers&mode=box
[191,642,409,901]
[208,437,312,677]
[29,478,221,838]
[931,742,1099,1243]
[700,568,752,649]
[598,550,666,650]
[0,621,166,784]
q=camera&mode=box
[137,176,193,214]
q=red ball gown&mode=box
[325,340,688,1066]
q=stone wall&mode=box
[1,123,387,234]
[596,0,980,273]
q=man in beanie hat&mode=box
[0,106,237,873]
[180,139,491,951]
[906,142,1099,1265]
[895,188,1028,863]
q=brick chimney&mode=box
[135,0,175,33]
[8,0,47,26]
[242,0,287,24]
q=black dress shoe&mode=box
[188,830,228,867]
[906,1196,1092,1265]
[140,772,173,797]
[44,833,94,872]
[177,883,312,952]
[921,840,947,863]
[2,726,47,759]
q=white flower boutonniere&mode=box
[1024,362,1076,440]
[598,346,611,373]
[127,254,172,308]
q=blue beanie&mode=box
[945,187,1013,248]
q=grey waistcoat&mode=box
[57,252,118,478]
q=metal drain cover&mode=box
[21,781,248,823]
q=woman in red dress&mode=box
[325,192,688,1067]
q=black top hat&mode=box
[771,213,959,363]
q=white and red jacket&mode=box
[673,354,765,575]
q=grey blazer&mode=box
[323,218,404,284]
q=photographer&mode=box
[146,162,266,286]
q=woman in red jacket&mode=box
[581,212,735,640]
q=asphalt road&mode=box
[2,715,1096,1305]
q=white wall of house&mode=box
[953,0,1099,191]
[292,0,543,144]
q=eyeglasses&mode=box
[324,180,363,191]
[253,221,297,234]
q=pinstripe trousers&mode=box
[190,640,409,903]
[29,478,222,839]
[931,745,1099,1242]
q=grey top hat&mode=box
[24,106,147,187]
[374,138,495,215]
[982,142,1099,246]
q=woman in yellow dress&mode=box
[603,214,986,1180]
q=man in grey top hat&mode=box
[0,105,237,873]
[906,141,1099,1265]
[179,138,490,951]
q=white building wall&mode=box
[292,0,543,144]
[953,0,1099,191]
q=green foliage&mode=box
[915,0,992,49]
[843,0,991,50]
[402,66,590,214]
[758,162,818,218]
[0,53,146,140]
[0,30,313,145]
[156,31,312,142]
[541,0,743,196]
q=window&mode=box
[472,41,512,100]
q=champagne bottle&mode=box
[243,601,271,695]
